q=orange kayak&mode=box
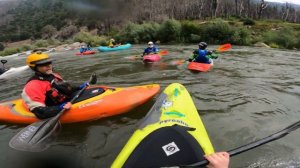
[187,59,213,72]
[0,84,160,124]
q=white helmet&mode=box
[148,41,154,45]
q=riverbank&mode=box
[1,18,299,57]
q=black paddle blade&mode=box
[89,73,97,84]
[9,118,61,152]
[1,60,7,64]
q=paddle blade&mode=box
[216,43,231,52]
[9,118,61,152]
[89,73,97,84]
[158,50,169,56]
[170,59,186,65]
[1,60,7,64]
[124,55,141,60]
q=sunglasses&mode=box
[37,62,52,67]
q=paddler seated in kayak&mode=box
[205,152,230,168]
[108,38,121,48]
[0,60,10,75]
[87,43,92,51]
[79,45,88,53]
[142,41,159,56]
[188,42,218,64]
[22,52,89,119]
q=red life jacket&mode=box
[23,73,72,109]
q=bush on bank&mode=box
[2,19,299,56]
[73,31,107,46]
[263,27,298,49]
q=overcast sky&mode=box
[265,0,300,5]
[0,0,299,5]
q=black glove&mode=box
[188,58,193,62]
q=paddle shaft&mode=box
[182,120,300,167]
[52,84,89,120]
[142,50,168,56]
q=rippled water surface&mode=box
[0,45,299,168]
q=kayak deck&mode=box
[112,83,214,167]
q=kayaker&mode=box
[189,42,215,64]
[205,152,230,168]
[142,41,159,56]
[80,45,88,53]
[87,43,92,50]
[108,38,121,48]
[22,52,89,119]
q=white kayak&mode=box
[0,65,29,79]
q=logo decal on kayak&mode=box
[164,111,185,117]
[162,142,180,156]
[174,88,179,97]
[159,119,189,127]
[162,100,172,108]
[79,99,103,109]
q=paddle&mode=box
[9,73,98,152]
[180,120,300,167]
[1,59,7,68]
[216,43,231,52]
[170,43,231,65]
[157,50,169,56]
[125,50,169,60]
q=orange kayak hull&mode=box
[0,84,160,124]
[187,60,213,72]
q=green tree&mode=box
[41,25,57,39]
[158,19,182,43]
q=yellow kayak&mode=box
[112,83,214,168]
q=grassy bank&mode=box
[1,18,300,56]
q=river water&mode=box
[0,45,299,168]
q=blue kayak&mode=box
[97,43,132,52]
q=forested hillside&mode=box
[0,0,300,43]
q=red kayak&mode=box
[75,50,96,55]
[187,59,213,72]
[143,54,161,62]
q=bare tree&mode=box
[258,0,268,19]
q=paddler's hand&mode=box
[205,152,230,168]
[60,102,72,110]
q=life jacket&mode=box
[80,48,86,53]
[26,73,72,106]
[109,41,116,47]
[144,47,158,55]
[194,49,211,64]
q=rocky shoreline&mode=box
[1,42,88,58]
